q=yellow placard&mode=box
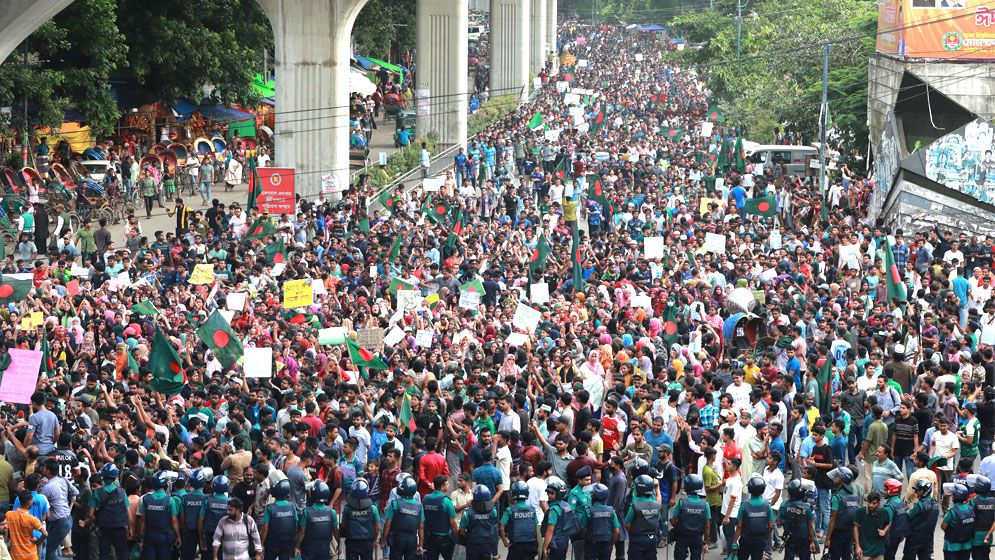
[425,293,440,307]
[31,312,43,328]
[700,197,719,215]
[189,264,216,285]
[283,279,314,309]
[20,315,33,330]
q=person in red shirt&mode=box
[301,401,324,438]
[417,437,449,497]
[600,399,625,457]
[521,431,545,474]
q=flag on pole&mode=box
[734,136,747,173]
[263,239,287,266]
[571,220,583,292]
[662,303,678,346]
[345,338,388,370]
[399,393,417,432]
[743,195,777,218]
[130,301,160,316]
[196,310,244,369]
[529,235,551,273]
[882,237,908,303]
[527,113,544,130]
[243,218,276,241]
[150,329,186,396]
[0,277,31,305]
[247,159,261,212]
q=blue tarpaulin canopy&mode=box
[171,101,253,123]
[639,24,666,31]
[354,55,374,70]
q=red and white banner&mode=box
[256,167,295,215]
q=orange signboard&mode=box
[876,0,995,60]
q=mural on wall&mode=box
[924,118,995,204]
[871,111,903,220]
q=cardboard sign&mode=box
[530,283,550,304]
[243,347,272,377]
[0,349,42,404]
[458,290,480,309]
[226,293,247,312]
[356,328,385,349]
[643,236,665,259]
[415,329,433,348]
[512,303,542,333]
[66,279,80,296]
[253,167,296,215]
[703,232,727,254]
[282,279,314,308]
[189,264,215,285]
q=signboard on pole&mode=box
[256,167,296,215]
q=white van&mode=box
[468,25,483,42]
[747,145,817,176]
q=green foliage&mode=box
[668,0,876,160]
[353,0,416,59]
[369,134,439,189]
[468,95,518,137]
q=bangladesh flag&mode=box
[131,300,160,316]
[662,303,678,346]
[356,218,371,233]
[346,338,387,370]
[734,136,746,173]
[571,220,583,292]
[527,113,544,130]
[263,239,287,265]
[197,310,244,369]
[554,157,569,180]
[40,333,53,378]
[663,128,684,142]
[815,354,834,417]
[0,277,32,305]
[388,235,402,263]
[247,159,261,212]
[590,105,606,131]
[243,218,276,241]
[529,234,551,273]
[587,174,613,217]
[743,195,777,218]
[399,392,417,432]
[424,197,450,225]
[282,309,319,326]
[460,278,485,295]
[379,190,401,213]
[388,277,414,295]
[444,210,464,257]
[882,237,908,303]
[707,105,725,122]
[149,329,186,396]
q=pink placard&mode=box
[0,349,42,404]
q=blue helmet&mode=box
[634,475,655,497]
[684,474,704,494]
[511,480,529,501]
[189,469,207,489]
[351,478,370,500]
[311,481,331,503]
[149,472,165,490]
[591,483,609,503]
[176,472,187,488]
[952,483,970,502]
[212,475,230,494]
[100,463,119,481]
[271,479,291,500]
[397,476,418,498]
[977,475,992,496]
[472,484,492,502]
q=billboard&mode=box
[256,167,296,215]
[876,0,995,60]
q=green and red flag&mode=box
[460,278,485,295]
[706,105,725,122]
[399,392,417,432]
[0,277,31,306]
[130,300,160,316]
[734,136,747,173]
[743,195,777,218]
[150,329,186,396]
[388,277,415,295]
[444,210,464,256]
[424,197,450,225]
[815,354,834,417]
[197,310,244,369]
[263,239,287,266]
[662,302,678,346]
[663,128,684,142]
[882,237,908,303]
[571,220,583,292]
[554,157,569,181]
[388,235,402,263]
[282,309,318,326]
[587,174,613,217]
[529,234,551,273]
[527,113,544,131]
[590,105,606,131]
[40,332,53,378]
[243,218,276,241]
[247,159,261,212]
[346,338,387,371]
[379,190,401,213]
[356,218,371,233]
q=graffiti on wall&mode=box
[924,118,995,204]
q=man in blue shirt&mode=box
[453,148,468,188]
[470,449,504,502]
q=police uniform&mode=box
[139,489,180,560]
[199,493,230,560]
[778,499,814,560]
[670,495,710,560]
[904,495,940,560]
[89,482,130,560]
[179,490,207,560]
[501,499,540,560]
[737,497,774,560]
[944,502,977,560]
[342,498,380,560]
[544,500,580,560]
[884,496,910,560]
[568,486,593,560]
[424,491,457,560]
[971,494,995,560]
[300,503,339,560]
[461,503,499,560]
[584,502,619,560]
[625,496,662,560]
[262,498,299,560]
[828,488,859,560]
[386,497,424,560]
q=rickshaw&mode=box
[69,178,114,230]
[396,109,416,136]
[384,92,406,116]
[722,313,768,351]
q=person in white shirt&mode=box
[726,371,752,412]
[930,416,960,509]
[495,432,513,490]
[257,149,271,167]
[721,457,744,553]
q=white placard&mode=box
[700,121,713,138]
[378,152,388,166]
[226,293,247,311]
[530,283,550,304]
[544,129,562,142]
[703,232,727,254]
[568,106,585,119]
[452,329,476,347]
[423,177,443,192]
[631,294,653,310]
[564,93,581,106]
[507,332,530,347]
[512,303,542,332]
[533,77,542,89]
[219,309,235,324]
[556,81,569,93]
[643,236,665,259]
[576,123,590,134]
[383,326,406,347]
[243,347,273,377]
[635,53,644,61]
[838,244,861,269]
[572,88,593,96]
[322,174,343,193]
[760,268,777,283]
[572,113,585,127]
[415,329,433,348]
[459,290,480,309]
[396,289,423,310]
[70,265,90,279]
[369,265,378,278]
[577,59,589,68]
[311,280,327,295]
[271,262,286,277]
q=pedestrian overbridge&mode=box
[0,0,557,199]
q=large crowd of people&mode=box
[0,20,991,560]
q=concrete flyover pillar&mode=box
[258,0,369,201]
[0,0,74,65]
[546,0,557,59]
[530,0,547,73]
[415,0,468,147]
[490,0,530,101]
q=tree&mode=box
[353,0,416,60]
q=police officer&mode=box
[543,477,579,560]
[733,474,774,560]
[883,479,909,560]
[568,467,594,560]
[87,462,130,560]
[136,472,182,560]
[905,479,940,560]
[625,474,661,560]
[342,479,379,560]
[296,481,338,560]
[670,474,710,560]
[500,480,540,560]
[942,483,976,560]
[198,475,230,560]
[179,469,208,560]
[584,483,619,560]
[424,475,458,560]
[382,475,424,560]
[778,480,817,560]
[460,485,500,560]
[261,479,299,560]
[824,467,860,560]
[971,476,994,560]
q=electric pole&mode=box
[819,40,830,195]
[736,0,746,61]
